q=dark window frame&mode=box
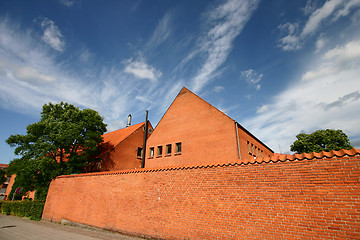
[157,146,163,156]
[166,144,172,155]
[175,142,182,153]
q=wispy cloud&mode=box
[191,0,260,92]
[0,17,159,132]
[59,0,74,7]
[301,0,343,37]
[214,86,224,92]
[320,91,360,110]
[256,105,268,113]
[147,11,173,48]
[40,18,65,52]
[244,40,360,152]
[277,22,301,51]
[240,69,262,90]
[278,0,360,51]
[123,58,162,82]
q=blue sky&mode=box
[1,0,360,164]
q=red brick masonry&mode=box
[42,149,360,239]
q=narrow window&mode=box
[137,147,143,158]
[247,141,250,153]
[157,146,163,156]
[251,144,254,155]
[149,147,154,157]
[166,144,172,155]
[176,142,182,153]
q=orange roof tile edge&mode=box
[102,122,145,148]
[56,148,360,179]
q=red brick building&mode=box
[146,87,273,168]
[99,121,153,171]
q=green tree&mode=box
[6,102,107,200]
[0,168,5,185]
[290,129,353,154]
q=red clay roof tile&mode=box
[102,122,145,147]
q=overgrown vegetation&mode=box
[0,200,45,220]
[6,102,107,200]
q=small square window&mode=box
[157,146,163,156]
[137,147,143,158]
[166,144,172,155]
[149,147,154,157]
[176,142,182,153]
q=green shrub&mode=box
[0,200,45,220]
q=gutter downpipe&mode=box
[141,110,149,168]
[235,122,241,161]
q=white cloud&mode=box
[14,66,55,83]
[214,86,224,92]
[277,22,301,51]
[241,69,263,90]
[0,59,55,84]
[59,0,74,7]
[315,36,327,52]
[0,18,163,131]
[302,0,318,15]
[333,0,360,20]
[135,95,154,104]
[256,105,268,113]
[78,47,93,63]
[324,40,360,61]
[191,0,260,92]
[41,18,65,52]
[124,58,162,82]
[147,11,173,48]
[301,0,343,37]
[278,0,360,51]
[244,40,360,152]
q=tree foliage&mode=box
[0,168,5,185]
[290,129,353,154]
[6,102,107,199]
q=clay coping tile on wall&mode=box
[55,148,360,179]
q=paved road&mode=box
[0,214,144,240]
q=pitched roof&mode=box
[57,148,360,178]
[0,164,9,169]
[102,122,145,147]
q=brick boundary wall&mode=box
[42,155,360,239]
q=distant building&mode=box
[146,87,273,168]
[0,164,10,201]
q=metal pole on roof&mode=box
[141,110,149,168]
